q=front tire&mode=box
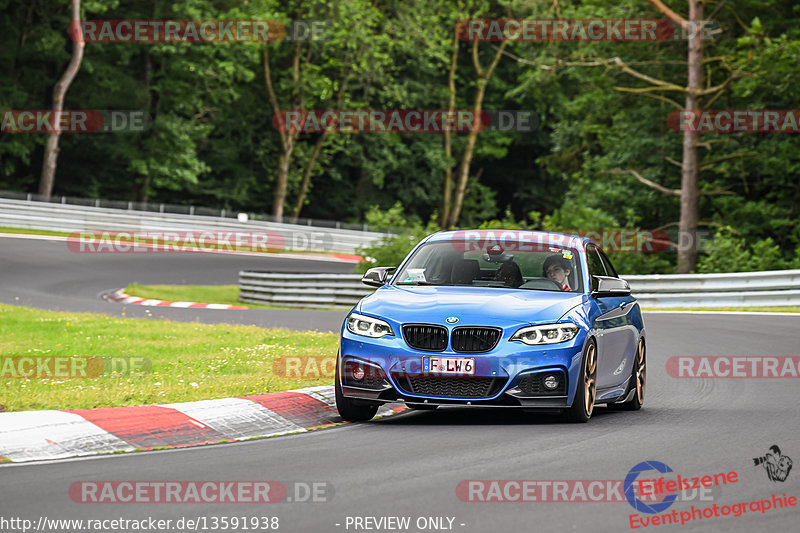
[609,338,646,411]
[565,339,597,423]
[335,355,379,422]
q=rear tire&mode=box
[335,355,379,422]
[565,339,597,423]
[609,338,645,411]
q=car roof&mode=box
[422,229,591,249]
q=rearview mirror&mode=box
[592,276,631,297]
[361,266,396,287]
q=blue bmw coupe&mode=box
[336,230,646,423]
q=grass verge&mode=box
[124,283,274,309]
[0,304,339,412]
[124,283,348,311]
[0,226,71,237]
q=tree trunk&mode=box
[292,131,329,221]
[447,39,506,228]
[677,0,703,273]
[38,0,84,198]
[290,72,350,221]
[138,48,156,205]
[440,33,459,228]
[263,45,301,220]
[273,146,293,220]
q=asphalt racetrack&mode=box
[0,235,353,330]
[1,235,799,532]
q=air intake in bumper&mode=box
[392,374,506,399]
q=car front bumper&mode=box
[339,326,588,409]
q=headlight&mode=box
[510,323,579,345]
[346,313,394,338]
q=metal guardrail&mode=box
[632,289,800,308]
[623,270,800,293]
[624,269,800,308]
[238,272,371,308]
[238,269,800,309]
[0,189,385,232]
[0,197,385,254]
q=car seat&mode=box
[450,259,480,285]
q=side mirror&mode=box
[361,266,396,288]
[592,276,631,297]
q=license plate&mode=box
[423,357,475,375]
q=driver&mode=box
[543,255,573,291]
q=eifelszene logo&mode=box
[624,461,735,515]
[625,461,678,514]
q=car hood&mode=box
[358,285,584,327]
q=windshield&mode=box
[393,241,583,292]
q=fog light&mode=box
[352,366,365,381]
[543,374,559,390]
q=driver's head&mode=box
[543,255,571,286]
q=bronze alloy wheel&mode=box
[565,339,598,422]
[584,342,597,416]
[635,339,646,404]
[608,337,646,411]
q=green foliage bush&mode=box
[698,229,799,273]
[355,203,441,273]
[7,0,798,278]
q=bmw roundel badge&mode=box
[446,316,459,324]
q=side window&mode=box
[586,245,607,291]
[598,249,619,278]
